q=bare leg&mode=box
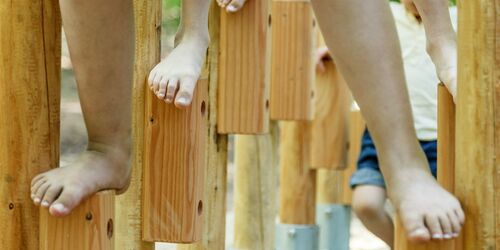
[31,0,134,216]
[409,0,457,99]
[217,0,248,12]
[148,0,210,108]
[311,0,464,242]
[352,185,394,248]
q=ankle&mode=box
[426,35,456,60]
[87,140,130,161]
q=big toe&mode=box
[402,214,431,242]
[49,188,84,217]
[226,0,246,12]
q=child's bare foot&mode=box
[217,0,247,12]
[427,37,457,101]
[388,168,464,242]
[148,35,208,108]
[30,146,130,217]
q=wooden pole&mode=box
[233,121,279,250]
[39,191,115,250]
[0,0,60,249]
[177,2,229,249]
[455,0,500,248]
[270,0,315,121]
[114,0,159,248]
[394,84,459,249]
[218,0,271,134]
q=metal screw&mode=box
[287,229,296,238]
[325,207,333,217]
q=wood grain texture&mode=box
[270,0,315,121]
[142,78,208,243]
[310,60,350,169]
[40,191,114,250]
[218,0,271,134]
[234,121,279,250]
[0,0,61,249]
[114,0,159,249]
[176,3,229,250]
[279,121,316,224]
[455,0,500,248]
[394,85,460,250]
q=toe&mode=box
[438,213,453,239]
[157,77,168,99]
[227,0,246,12]
[455,207,465,225]
[402,213,431,242]
[33,182,51,206]
[222,0,231,7]
[41,185,63,208]
[152,73,162,94]
[174,76,197,108]
[148,71,157,90]
[31,173,45,186]
[49,188,84,217]
[165,78,179,103]
[425,214,444,240]
[448,212,462,237]
[31,177,47,196]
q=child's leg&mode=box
[148,0,210,108]
[217,0,248,12]
[30,0,134,216]
[352,185,394,248]
[412,0,457,99]
[311,0,464,242]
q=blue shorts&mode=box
[350,129,437,189]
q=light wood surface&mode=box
[218,0,271,134]
[279,121,316,224]
[142,78,208,243]
[455,0,500,248]
[40,191,115,250]
[310,60,350,169]
[114,0,159,249]
[176,3,229,249]
[270,0,315,121]
[234,122,279,250]
[0,0,61,249]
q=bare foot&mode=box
[148,35,208,108]
[31,146,130,217]
[217,0,247,12]
[427,37,457,101]
[388,168,464,242]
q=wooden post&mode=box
[39,191,114,250]
[0,0,60,249]
[233,121,279,250]
[177,3,229,249]
[270,0,315,121]
[455,0,500,248]
[218,0,271,134]
[114,0,159,249]
[394,84,459,249]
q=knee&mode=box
[353,198,384,219]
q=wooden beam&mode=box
[455,0,500,248]
[0,0,60,249]
[270,0,315,121]
[233,122,279,250]
[177,3,229,249]
[114,0,159,249]
[218,0,271,134]
[279,121,316,224]
[394,84,459,249]
[39,191,114,250]
[142,78,208,243]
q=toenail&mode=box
[452,233,459,238]
[432,234,443,239]
[33,198,40,204]
[41,201,49,207]
[443,234,452,239]
[52,203,67,213]
[227,5,237,12]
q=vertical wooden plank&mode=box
[142,78,208,243]
[218,0,271,134]
[279,121,316,224]
[234,122,279,250]
[455,0,499,248]
[270,0,315,121]
[394,84,459,250]
[40,191,114,250]
[310,60,350,170]
[114,0,159,249]
[177,2,229,249]
[0,0,61,249]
